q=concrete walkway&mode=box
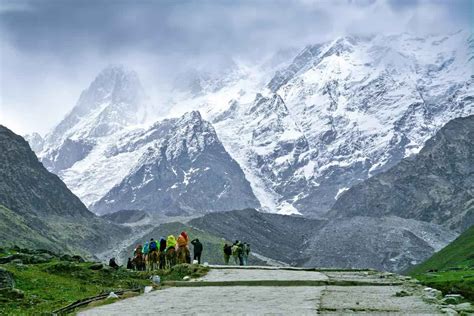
[79,267,444,315]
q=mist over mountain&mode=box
[28,31,472,220]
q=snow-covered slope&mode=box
[167,31,473,216]
[32,31,473,219]
[91,111,260,215]
[32,66,259,215]
[40,65,148,173]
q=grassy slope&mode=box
[0,204,105,259]
[409,225,474,274]
[409,225,474,301]
[0,248,208,314]
[0,204,62,252]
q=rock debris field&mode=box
[80,266,469,315]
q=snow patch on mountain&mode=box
[165,31,473,216]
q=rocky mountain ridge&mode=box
[29,31,473,220]
[330,115,474,231]
[0,125,129,255]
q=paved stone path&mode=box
[80,267,444,315]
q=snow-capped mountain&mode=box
[32,31,473,219]
[167,31,473,216]
[91,111,260,215]
[32,66,259,215]
[40,65,148,173]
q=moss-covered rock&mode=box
[0,267,14,288]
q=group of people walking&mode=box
[223,240,250,266]
[124,233,251,270]
[127,231,203,271]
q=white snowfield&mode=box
[33,31,473,217]
[79,267,448,315]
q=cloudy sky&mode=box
[0,0,471,135]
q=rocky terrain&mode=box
[302,216,457,272]
[189,208,324,265]
[0,125,128,256]
[187,209,455,272]
[91,111,259,215]
[330,115,474,231]
[101,209,150,225]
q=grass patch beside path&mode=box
[411,269,474,302]
[408,225,474,302]
[0,246,208,315]
[0,261,151,314]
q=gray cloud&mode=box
[0,0,471,134]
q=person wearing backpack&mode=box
[223,243,232,264]
[237,242,245,266]
[191,239,203,264]
[159,237,167,269]
[142,241,149,256]
[231,241,240,265]
[242,243,250,266]
[149,238,158,252]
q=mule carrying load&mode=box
[130,231,197,271]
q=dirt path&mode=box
[79,267,444,315]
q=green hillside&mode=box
[409,225,474,274]
[409,225,474,301]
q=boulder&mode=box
[0,268,14,289]
[72,255,85,263]
[10,259,23,265]
[454,303,473,312]
[60,254,74,262]
[442,294,463,305]
[440,307,458,316]
[89,263,103,270]
[423,287,443,300]
[0,253,49,264]
[0,288,24,300]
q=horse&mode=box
[159,250,166,270]
[177,246,190,264]
[166,247,177,269]
[148,250,159,271]
[132,254,146,271]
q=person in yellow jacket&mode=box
[167,235,177,249]
[165,235,177,268]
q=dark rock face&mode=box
[301,216,456,272]
[188,209,455,272]
[92,111,260,215]
[267,44,323,92]
[101,209,149,225]
[0,125,92,218]
[329,115,474,231]
[0,125,129,255]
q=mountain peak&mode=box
[43,65,147,148]
[178,110,204,125]
[83,64,144,108]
